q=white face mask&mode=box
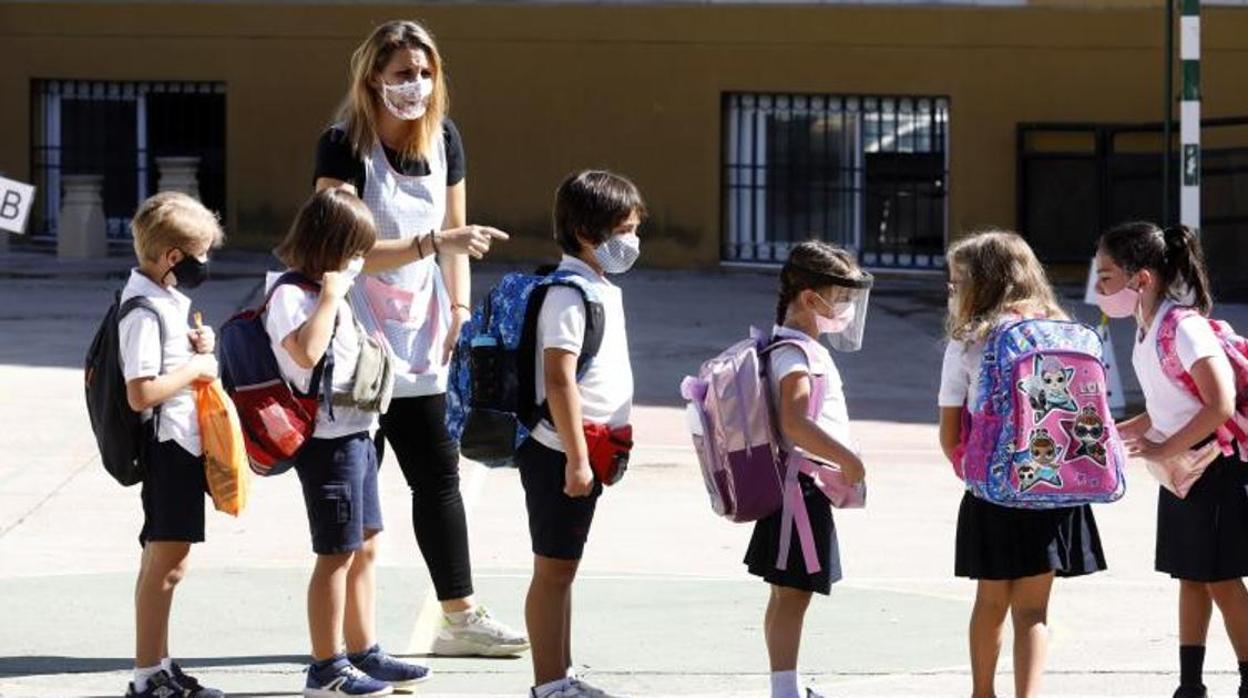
[381,77,433,121]
[343,256,365,283]
[594,233,641,275]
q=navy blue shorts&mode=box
[139,439,208,546]
[517,438,602,560]
[294,433,384,555]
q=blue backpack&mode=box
[447,266,604,466]
[219,272,334,476]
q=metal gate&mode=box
[28,79,227,246]
[1018,116,1248,297]
[723,92,949,268]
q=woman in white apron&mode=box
[314,19,527,657]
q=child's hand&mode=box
[1116,418,1147,442]
[838,454,866,486]
[1129,437,1181,462]
[190,326,215,355]
[564,459,594,498]
[321,271,353,300]
[190,353,219,382]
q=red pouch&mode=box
[583,422,633,486]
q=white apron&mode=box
[351,129,451,398]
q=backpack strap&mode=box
[1156,305,1201,397]
[263,271,336,419]
[517,270,606,430]
[761,336,828,421]
[763,334,831,575]
[1156,305,1243,457]
[117,294,168,433]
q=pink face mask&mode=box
[814,297,856,335]
[1095,282,1141,319]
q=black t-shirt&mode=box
[313,118,466,192]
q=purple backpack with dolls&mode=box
[681,328,865,574]
[959,318,1127,508]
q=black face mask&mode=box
[164,250,209,289]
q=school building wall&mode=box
[1,2,1246,269]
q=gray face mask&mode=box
[594,233,640,275]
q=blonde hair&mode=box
[945,230,1066,342]
[337,20,448,163]
[130,192,224,263]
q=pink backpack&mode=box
[956,319,1127,508]
[1157,306,1248,460]
[681,329,865,574]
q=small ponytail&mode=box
[1098,221,1214,315]
[1162,225,1213,315]
[776,241,862,326]
[775,289,793,326]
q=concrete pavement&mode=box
[4,248,1248,697]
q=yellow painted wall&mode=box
[1,3,1246,268]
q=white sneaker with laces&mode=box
[430,606,530,657]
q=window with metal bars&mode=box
[29,80,226,246]
[722,93,949,268]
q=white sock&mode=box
[566,665,577,679]
[532,677,571,697]
[445,608,476,624]
[160,657,173,673]
[133,664,162,692]
[770,670,801,698]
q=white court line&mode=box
[460,571,1175,592]
[405,459,491,655]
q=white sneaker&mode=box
[430,606,530,657]
[530,681,591,698]
[570,677,625,698]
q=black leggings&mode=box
[376,393,474,601]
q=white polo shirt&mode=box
[117,268,201,456]
[769,325,853,451]
[530,256,634,453]
[1132,299,1227,440]
[938,338,986,410]
[264,273,378,439]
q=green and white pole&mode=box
[1180,0,1201,231]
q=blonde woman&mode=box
[314,20,528,663]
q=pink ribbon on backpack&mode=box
[773,365,866,575]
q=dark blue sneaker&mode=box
[169,662,226,698]
[304,655,393,697]
[125,670,188,698]
[348,645,431,688]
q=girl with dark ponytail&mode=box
[1095,221,1245,698]
[748,240,871,698]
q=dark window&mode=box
[29,80,226,246]
[723,93,949,268]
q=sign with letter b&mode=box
[0,176,36,235]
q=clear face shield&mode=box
[811,270,874,353]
